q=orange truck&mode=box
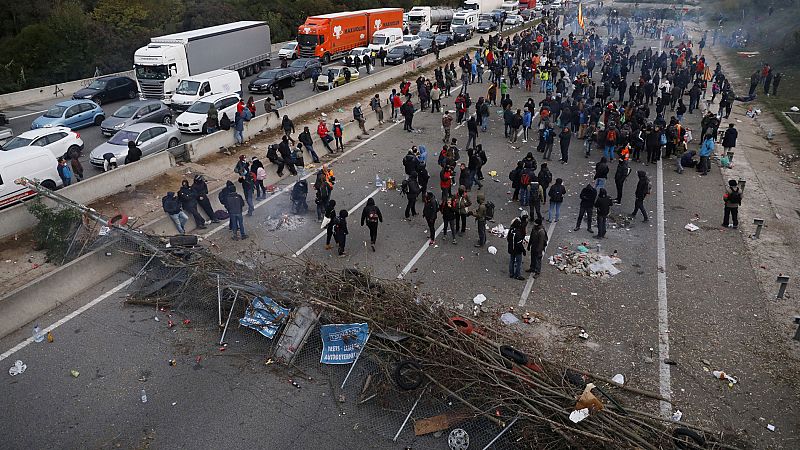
[297,8,403,64]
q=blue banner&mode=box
[239,296,290,339]
[319,323,369,364]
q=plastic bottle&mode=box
[140,389,148,403]
[33,325,44,343]
[375,174,383,187]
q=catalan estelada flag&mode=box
[578,3,585,30]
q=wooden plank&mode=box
[413,410,472,436]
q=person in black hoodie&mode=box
[403,150,418,176]
[507,217,526,280]
[559,127,571,164]
[298,126,320,163]
[277,135,296,176]
[360,198,383,251]
[423,192,439,245]
[178,179,207,230]
[614,158,630,204]
[509,161,524,201]
[575,183,597,232]
[594,188,613,238]
[631,170,650,222]
[334,209,349,256]
[594,156,609,190]
[191,175,220,224]
[162,191,188,235]
[125,141,142,164]
[324,200,338,250]
[218,180,236,228]
[226,187,247,240]
[404,172,421,219]
[538,163,552,204]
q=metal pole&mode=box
[482,416,520,450]
[219,291,239,345]
[217,274,222,327]
[341,332,371,389]
[393,387,426,442]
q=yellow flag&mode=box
[578,3,585,30]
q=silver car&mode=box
[100,100,172,136]
[89,122,181,169]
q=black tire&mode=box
[289,78,296,87]
[162,115,172,125]
[94,115,105,126]
[128,90,137,99]
[322,53,331,65]
[93,97,102,106]
[299,72,306,81]
[67,145,81,158]
[499,345,528,365]
[333,81,338,88]
[168,138,179,148]
[672,428,706,450]
[41,179,57,190]
[394,361,424,391]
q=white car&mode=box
[346,47,372,66]
[278,41,298,60]
[175,93,240,134]
[402,34,422,50]
[504,15,524,26]
[534,3,544,12]
[550,0,563,10]
[1,126,84,158]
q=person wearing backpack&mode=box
[334,210,349,256]
[631,170,650,222]
[423,192,439,246]
[542,125,556,160]
[529,179,544,222]
[547,178,566,222]
[722,179,742,228]
[518,168,532,207]
[604,125,617,161]
[404,172,422,219]
[360,198,383,251]
[594,156,609,190]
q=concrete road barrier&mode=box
[0,71,136,110]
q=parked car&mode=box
[520,9,535,21]
[175,93,240,134]
[490,9,505,23]
[278,41,299,60]
[248,68,295,93]
[434,33,454,48]
[89,123,181,169]
[534,3,544,12]
[385,46,415,65]
[549,0,563,11]
[417,30,435,40]
[100,100,172,136]
[1,127,83,158]
[0,146,62,208]
[345,47,372,67]
[286,58,323,81]
[316,66,360,90]
[414,39,435,56]
[31,100,105,130]
[504,15,524,27]
[452,25,473,42]
[477,20,497,33]
[402,35,422,50]
[72,76,138,106]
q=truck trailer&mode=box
[462,0,505,15]
[297,8,403,64]
[134,21,271,102]
[407,6,455,34]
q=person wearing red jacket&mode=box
[316,119,334,153]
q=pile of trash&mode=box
[490,224,510,238]
[549,247,621,278]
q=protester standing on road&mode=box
[614,157,630,204]
[178,179,207,230]
[238,172,255,217]
[442,111,453,144]
[227,188,247,240]
[323,199,338,249]
[333,209,349,256]
[699,133,715,176]
[507,217,526,280]
[401,97,415,132]
[360,197,383,251]
[456,186,472,235]
[404,172,421,219]
[441,194,458,244]
[575,183,597,233]
[473,192,487,247]
[594,188,613,239]
[423,192,439,246]
[722,179,742,228]
[56,157,73,186]
[547,178,565,222]
[353,103,368,135]
[233,111,244,145]
[722,123,737,157]
[526,218,548,276]
[631,170,650,222]
[162,191,188,235]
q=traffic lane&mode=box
[0,271,387,449]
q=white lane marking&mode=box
[518,220,557,307]
[8,110,47,121]
[398,224,444,279]
[655,158,672,418]
[292,187,381,258]
[0,277,133,362]
[202,121,401,238]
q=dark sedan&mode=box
[286,58,322,81]
[414,38,435,56]
[417,31,435,40]
[434,33,454,48]
[385,46,415,65]
[72,76,138,106]
[248,69,295,93]
[520,9,536,21]
[477,20,497,33]
[452,25,473,42]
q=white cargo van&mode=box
[368,28,404,53]
[0,146,62,208]
[169,70,242,111]
[452,10,479,30]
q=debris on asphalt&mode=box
[711,370,738,385]
[168,359,177,366]
[767,424,776,432]
[70,369,80,378]
[550,250,622,277]
[487,246,497,255]
[500,312,520,325]
[684,223,700,232]
[578,329,590,340]
[611,374,625,385]
[490,224,509,238]
[472,294,487,305]
[569,408,590,423]
[8,360,26,376]
[46,331,54,343]
[672,410,683,422]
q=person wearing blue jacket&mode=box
[698,134,715,176]
[522,107,532,143]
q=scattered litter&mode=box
[500,312,520,325]
[569,408,590,423]
[575,383,604,413]
[9,360,26,376]
[338,394,346,403]
[576,245,589,253]
[70,369,80,378]
[46,331,54,343]
[672,410,683,422]
[611,374,625,385]
[711,370,737,385]
[141,389,148,403]
[790,106,799,112]
[172,402,177,406]
[487,246,497,255]
[490,224,509,238]
[154,316,160,322]
[663,359,677,365]
[578,329,589,340]
[684,223,700,232]
[472,294,487,305]
[571,292,578,296]
[551,250,622,277]
[168,359,177,366]
[767,424,776,432]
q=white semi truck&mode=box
[407,6,455,34]
[134,21,271,102]
[462,0,505,14]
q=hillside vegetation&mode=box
[0,0,459,93]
